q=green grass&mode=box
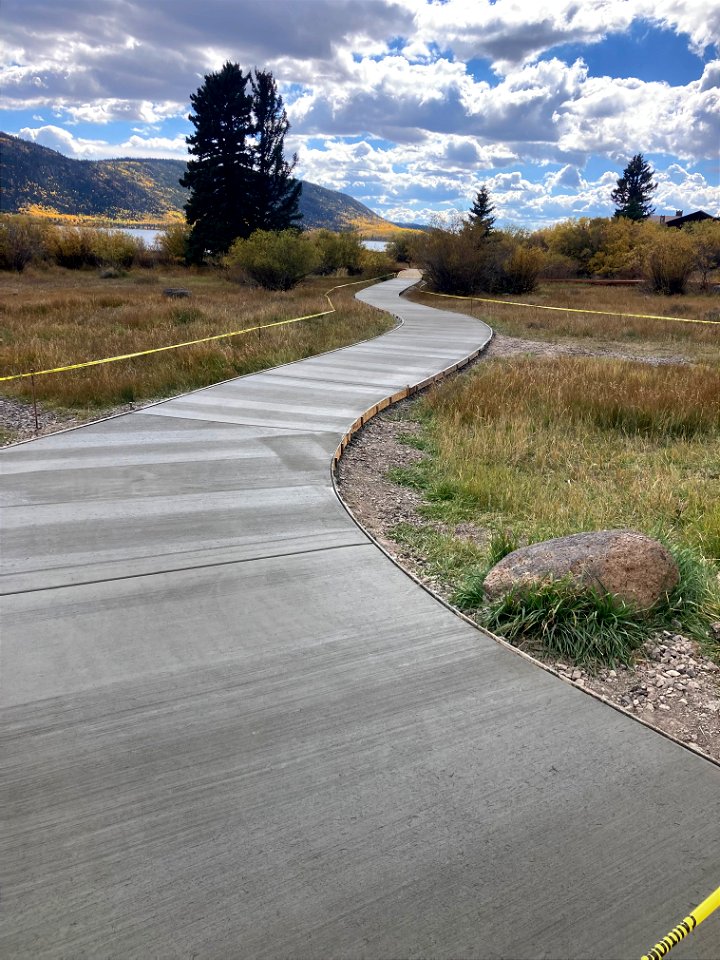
[476,580,648,666]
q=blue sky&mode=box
[1,0,718,227]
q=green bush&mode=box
[311,229,364,275]
[359,248,395,278]
[92,230,144,269]
[687,220,720,290]
[159,222,191,264]
[225,229,319,290]
[386,231,418,264]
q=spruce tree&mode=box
[181,62,255,262]
[611,154,657,220]
[250,70,302,232]
[468,184,496,234]
[181,63,302,263]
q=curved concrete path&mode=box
[1,275,718,959]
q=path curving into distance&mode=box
[1,273,718,959]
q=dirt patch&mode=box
[336,333,720,765]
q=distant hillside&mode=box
[0,132,393,233]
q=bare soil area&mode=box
[336,332,720,764]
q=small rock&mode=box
[659,704,671,711]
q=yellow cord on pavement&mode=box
[641,884,720,959]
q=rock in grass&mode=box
[163,288,191,298]
[483,530,679,612]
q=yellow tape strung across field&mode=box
[421,288,720,326]
[641,884,720,959]
[0,275,394,383]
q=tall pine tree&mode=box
[181,63,302,263]
[250,70,302,232]
[181,62,255,262]
[611,154,657,220]
[468,184,496,234]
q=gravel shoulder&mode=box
[336,332,720,764]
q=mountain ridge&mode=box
[0,132,396,234]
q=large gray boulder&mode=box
[483,529,679,611]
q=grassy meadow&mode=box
[409,282,720,361]
[0,266,395,415]
[386,337,720,664]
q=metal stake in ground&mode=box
[30,373,39,433]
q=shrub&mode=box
[225,229,320,290]
[48,227,98,268]
[159,222,191,264]
[687,219,720,290]
[536,217,607,276]
[415,222,486,295]
[386,231,418,264]
[0,214,50,271]
[311,230,364,275]
[359,248,395,278]
[500,245,545,293]
[92,230,144,269]
[586,218,645,278]
[644,228,696,294]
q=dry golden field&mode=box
[0,266,394,412]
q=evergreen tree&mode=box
[611,154,657,220]
[181,62,255,262]
[181,63,302,263]
[468,184,496,234]
[250,70,302,232]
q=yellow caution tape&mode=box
[421,288,720,326]
[641,884,720,959]
[0,274,395,383]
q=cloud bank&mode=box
[2,0,718,224]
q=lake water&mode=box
[116,227,165,247]
[104,228,388,251]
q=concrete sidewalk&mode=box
[1,275,718,959]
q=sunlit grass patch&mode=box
[385,354,720,664]
[408,283,720,361]
[0,268,394,411]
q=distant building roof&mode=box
[651,209,718,227]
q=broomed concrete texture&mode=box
[1,275,718,959]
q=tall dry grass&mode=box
[409,283,720,360]
[0,267,394,409]
[418,357,720,560]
